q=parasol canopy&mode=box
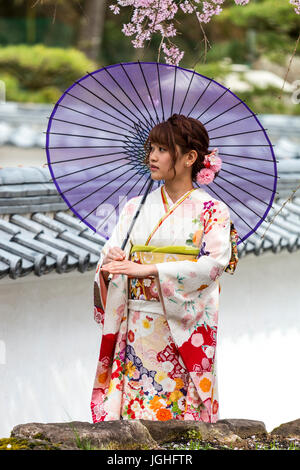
[46,61,277,246]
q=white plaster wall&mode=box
[0,251,299,437]
[0,270,100,438]
[217,251,300,432]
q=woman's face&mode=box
[148,142,187,182]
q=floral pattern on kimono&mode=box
[91,185,236,423]
[120,309,209,421]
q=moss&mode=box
[89,441,154,451]
[0,437,63,450]
[0,437,33,450]
[186,429,203,440]
[32,433,51,442]
[147,429,203,445]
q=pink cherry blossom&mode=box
[116,303,125,318]
[200,407,210,422]
[125,202,137,215]
[196,168,215,185]
[119,333,127,353]
[132,310,140,323]
[161,279,175,297]
[290,0,300,14]
[209,155,222,172]
[195,309,204,322]
[109,0,299,66]
[209,265,224,281]
[191,332,204,347]
[182,313,193,328]
[189,271,197,278]
[201,357,210,370]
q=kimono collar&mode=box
[161,184,199,213]
[144,185,197,246]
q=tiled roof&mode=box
[0,102,49,148]
[0,103,300,156]
[0,167,106,278]
[0,210,105,279]
[0,167,66,213]
[237,195,300,258]
[0,163,300,280]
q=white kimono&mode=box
[91,184,237,422]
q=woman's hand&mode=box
[101,259,158,279]
[103,246,126,265]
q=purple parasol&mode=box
[45,61,277,247]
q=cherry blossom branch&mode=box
[260,181,300,240]
[277,31,300,101]
[109,0,300,66]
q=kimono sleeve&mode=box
[93,200,136,326]
[155,200,232,310]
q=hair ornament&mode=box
[196,148,222,185]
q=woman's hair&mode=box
[143,113,219,182]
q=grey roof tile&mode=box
[0,167,50,184]
[0,167,104,278]
[0,202,68,214]
[0,214,101,278]
[0,165,300,280]
[0,246,23,279]
[31,212,75,234]
[0,195,62,206]
[9,214,57,237]
[0,260,9,279]
[0,232,48,272]
[0,183,59,198]
[9,231,68,274]
[254,226,284,254]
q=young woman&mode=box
[91,114,238,423]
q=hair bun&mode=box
[168,114,187,124]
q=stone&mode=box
[11,420,159,450]
[208,427,242,445]
[0,436,72,450]
[140,419,242,446]
[270,419,300,439]
[7,418,300,450]
[140,420,211,444]
[216,419,267,439]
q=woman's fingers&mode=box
[108,247,126,261]
[101,260,148,279]
[101,259,129,272]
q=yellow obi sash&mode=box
[128,245,198,302]
[128,224,239,301]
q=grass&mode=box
[58,424,300,451]
[163,438,300,451]
[67,422,99,450]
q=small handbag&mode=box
[224,221,239,275]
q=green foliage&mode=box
[192,60,300,116]
[67,422,152,450]
[255,31,297,63]
[0,17,75,47]
[100,19,136,65]
[217,0,300,32]
[187,440,219,450]
[205,40,249,64]
[0,437,32,450]
[233,83,299,115]
[194,60,232,81]
[0,44,97,103]
[67,422,99,450]
[186,429,203,440]
[0,437,62,450]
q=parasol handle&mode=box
[107,178,154,283]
